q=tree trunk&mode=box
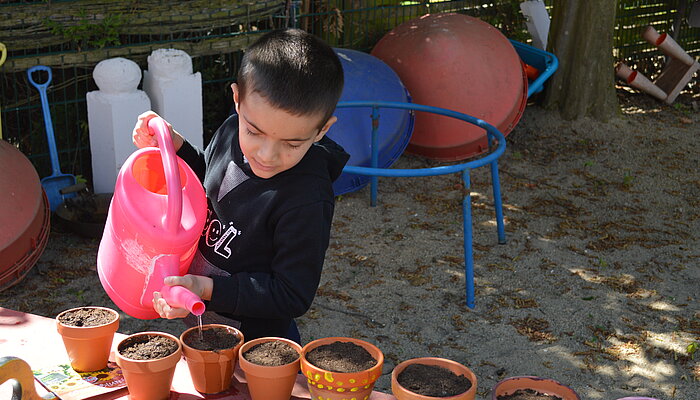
[543,0,619,121]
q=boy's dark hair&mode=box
[237,28,344,128]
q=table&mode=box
[0,307,395,400]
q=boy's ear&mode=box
[231,83,240,112]
[314,116,337,142]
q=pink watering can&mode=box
[97,117,207,319]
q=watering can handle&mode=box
[148,117,182,234]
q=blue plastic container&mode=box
[509,40,559,98]
[328,48,414,196]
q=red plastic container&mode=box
[0,140,50,292]
[371,13,527,160]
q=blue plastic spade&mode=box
[27,65,76,212]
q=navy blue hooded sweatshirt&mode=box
[176,114,349,340]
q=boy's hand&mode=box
[152,274,213,319]
[132,111,184,151]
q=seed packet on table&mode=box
[33,361,127,400]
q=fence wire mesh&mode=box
[0,0,697,184]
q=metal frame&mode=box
[336,101,506,309]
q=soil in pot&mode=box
[56,306,120,373]
[58,307,116,326]
[118,334,179,360]
[306,340,377,372]
[397,363,473,397]
[497,389,564,400]
[182,326,240,351]
[243,340,300,366]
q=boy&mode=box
[132,28,349,342]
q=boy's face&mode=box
[232,83,337,179]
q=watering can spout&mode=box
[160,285,205,316]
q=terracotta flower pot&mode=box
[615,398,660,400]
[491,376,580,400]
[300,337,384,400]
[56,306,120,372]
[239,337,302,400]
[391,357,477,400]
[115,331,182,400]
[180,324,244,394]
